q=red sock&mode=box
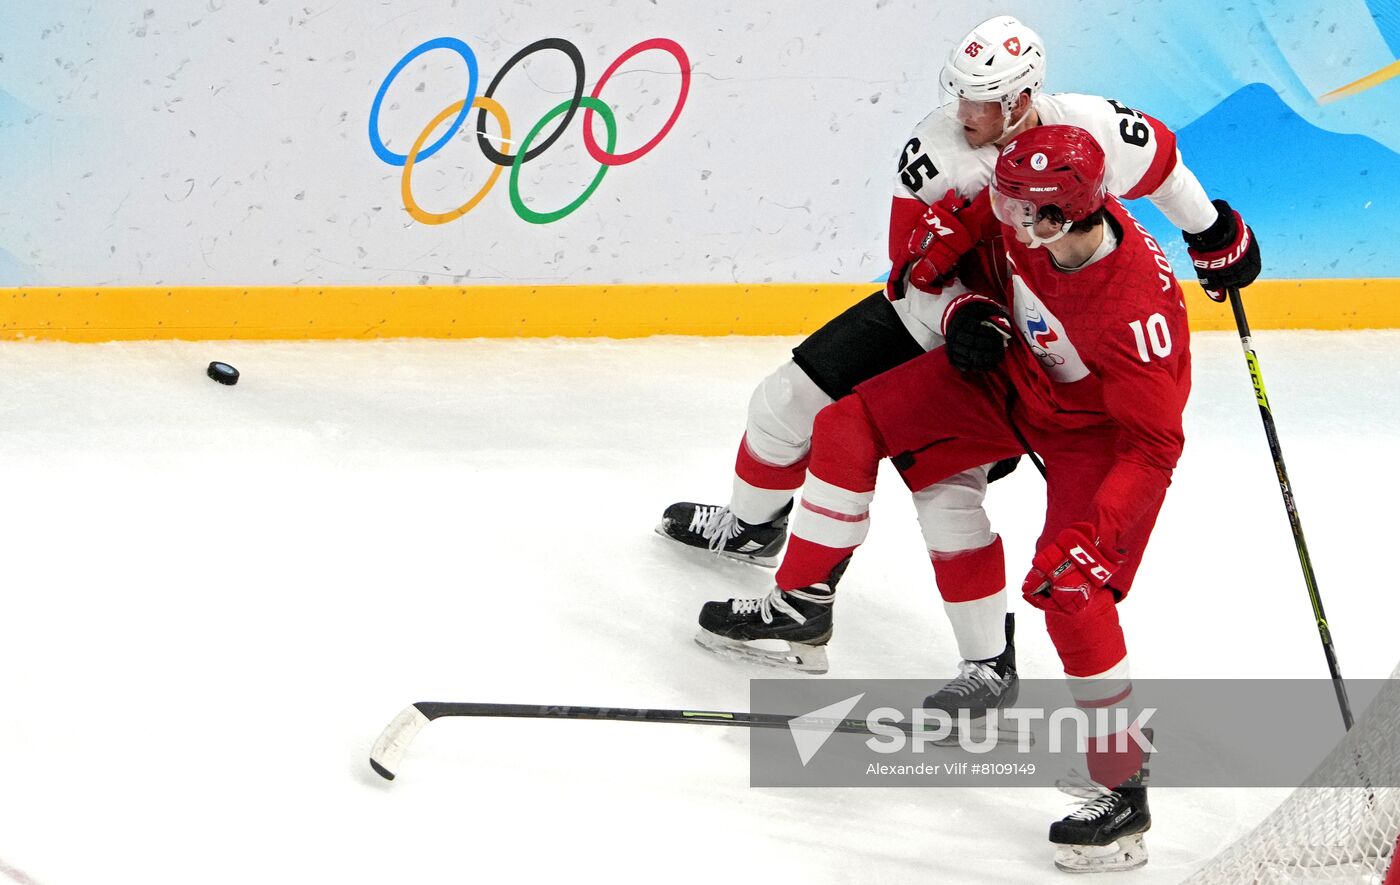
[776,535,856,591]
[1086,728,1145,790]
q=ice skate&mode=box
[694,561,848,673]
[920,614,1020,744]
[656,500,791,567]
[1050,770,1151,873]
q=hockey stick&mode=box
[1000,389,1047,479]
[978,321,1049,479]
[369,701,918,781]
[1226,286,1355,730]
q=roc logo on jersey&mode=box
[1025,308,1060,351]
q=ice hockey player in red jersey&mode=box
[702,125,1177,872]
[661,15,1257,685]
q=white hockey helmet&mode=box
[940,16,1046,120]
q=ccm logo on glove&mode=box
[917,215,956,249]
[1068,544,1113,584]
[906,190,978,291]
[1022,523,1123,616]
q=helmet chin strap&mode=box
[996,96,1036,144]
[1025,220,1073,250]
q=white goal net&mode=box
[1185,664,1400,884]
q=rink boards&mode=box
[2,278,1397,341]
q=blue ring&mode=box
[369,37,478,167]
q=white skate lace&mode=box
[1065,790,1119,822]
[688,505,743,553]
[940,659,1007,698]
[730,585,833,625]
[1054,769,1104,799]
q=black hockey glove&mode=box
[1183,198,1261,302]
[945,300,1011,373]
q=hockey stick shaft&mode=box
[1227,286,1354,730]
[369,701,910,781]
[991,334,1049,480]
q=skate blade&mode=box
[1053,833,1148,873]
[653,524,780,568]
[693,629,828,674]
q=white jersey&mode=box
[887,93,1216,351]
[893,113,996,205]
[892,93,1216,233]
[1036,93,1186,209]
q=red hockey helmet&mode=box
[990,125,1106,246]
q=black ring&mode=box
[476,38,585,167]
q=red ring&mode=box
[582,37,691,166]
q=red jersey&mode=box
[1000,197,1192,552]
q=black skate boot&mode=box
[656,500,792,567]
[1049,769,1151,873]
[921,614,1019,742]
[693,559,849,674]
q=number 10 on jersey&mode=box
[1129,314,1173,362]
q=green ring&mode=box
[509,96,616,224]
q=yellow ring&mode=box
[401,96,510,225]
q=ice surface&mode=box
[0,330,1395,884]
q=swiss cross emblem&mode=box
[1004,36,1022,56]
[964,41,983,57]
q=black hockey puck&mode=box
[207,361,240,385]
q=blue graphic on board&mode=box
[0,87,36,128]
[1041,0,1400,149]
[1035,1,1400,280]
[1367,0,1400,56]
[0,247,39,286]
[0,88,43,284]
[1132,82,1400,279]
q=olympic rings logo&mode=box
[368,36,691,225]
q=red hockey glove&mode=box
[1184,199,1261,302]
[905,189,979,291]
[1021,523,1123,616]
